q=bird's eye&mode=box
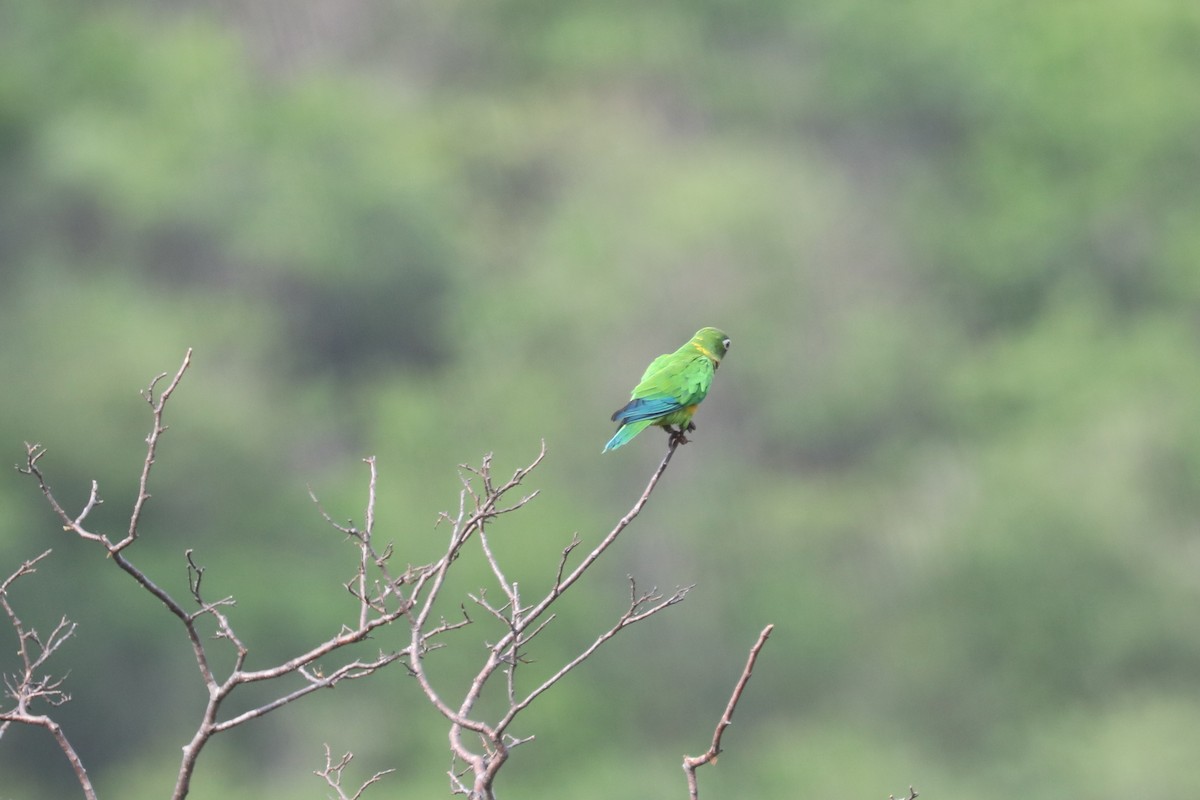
[722,338,731,350]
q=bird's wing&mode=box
[612,354,714,424]
[637,352,673,384]
[670,354,715,406]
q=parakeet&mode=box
[603,327,730,452]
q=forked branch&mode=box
[16,351,416,800]
[358,437,692,800]
[0,550,95,800]
[683,624,775,800]
[315,744,396,800]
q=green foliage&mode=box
[3,0,1200,798]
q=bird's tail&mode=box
[603,419,653,452]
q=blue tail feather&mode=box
[602,419,653,452]
[611,396,682,425]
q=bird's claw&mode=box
[667,427,691,446]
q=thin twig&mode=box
[122,348,192,551]
[315,744,396,800]
[503,579,691,725]
[0,551,96,800]
[683,624,775,800]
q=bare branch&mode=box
[551,438,680,598]
[17,352,426,800]
[315,744,396,800]
[123,347,193,552]
[0,551,96,800]
[683,624,775,800]
[19,444,106,545]
[502,578,691,728]
[403,438,692,800]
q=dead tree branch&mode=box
[0,550,95,800]
[683,624,774,800]
[315,743,396,800]
[313,437,685,800]
[16,350,414,800]
[424,440,686,800]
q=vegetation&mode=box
[3,0,1200,797]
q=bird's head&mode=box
[691,327,731,365]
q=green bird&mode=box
[603,327,730,452]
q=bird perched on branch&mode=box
[603,327,730,452]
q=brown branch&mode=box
[123,348,192,551]
[550,437,680,597]
[18,351,424,800]
[502,578,691,727]
[0,550,96,800]
[315,744,396,800]
[398,438,690,799]
[683,624,775,800]
[171,512,413,799]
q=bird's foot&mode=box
[667,426,691,446]
[685,421,697,433]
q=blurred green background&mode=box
[3,0,1200,797]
